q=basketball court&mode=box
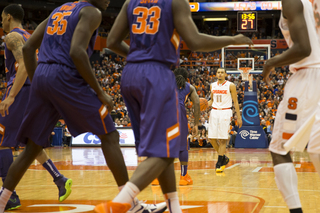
[4,147,319,213]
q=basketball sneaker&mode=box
[179,173,193,186]
[151,178,159,186]
[54,175,73,202]
[5,191,21,211]
[216,155,229,172]
[94,201,131,213]
[222,156,230,168]
[128,199,167,213]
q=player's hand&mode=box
[192,126,198,136]
[237,117,242,128]
[97,92,114,113]
[0,96,15,117]
[233,34,254,46]
[262,61,275,89]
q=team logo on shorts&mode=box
[239,130,250,139]
[83,133,101,144]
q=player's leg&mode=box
[216,139,229,172]
[98,131,128,187]
[0,147,21,211]
[215,110,231,172]
[36,150,72,202]
[209,138,219,151]
[0,139,43,211]
[179,150,193,185]
[158,162,181,213]
[271,152,303,213]
[269,100,303,213]
[179,114,192,186]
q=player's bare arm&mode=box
[0,32,27,116]
[230,83,242,127]
[262,0,311,84]
[190,85,200,136]
[23,17,49,81]
[69,7,113,112]
[208,84,213,106]
[172,0,253,52]
[107,0,130,58]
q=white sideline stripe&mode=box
[295,164,301,168]
[225,163,240,170]
[252,167,262,172]
[168,126,179,138]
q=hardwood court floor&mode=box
[4,147,320,213]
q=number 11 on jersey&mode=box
[216,95,222,103]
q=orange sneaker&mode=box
[94,201,131,213]
[151,178,159,185]
[179,173,193,186]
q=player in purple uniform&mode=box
[151,68,199,187]
[0,1,166,213]
[95,0,253,212]
[0,4,72,210]
[175,68,200,186]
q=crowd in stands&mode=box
[91,50,288,148]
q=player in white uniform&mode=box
[208,68,242,172]
[263,0,320,212]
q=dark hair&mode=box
[3,4,24,23]
[174,67,188,89]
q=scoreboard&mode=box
[237,11,258,32]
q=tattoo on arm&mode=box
[5,33,24,61]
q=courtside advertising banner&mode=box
[72,128,135,146]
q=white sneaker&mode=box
[127,200,167,213]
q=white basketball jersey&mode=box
[211,81,232,109]
[279,0,320,72]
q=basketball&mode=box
[199,98,208,111]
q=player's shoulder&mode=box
[229,82,236,90]
[79,4,102,19]
[4,32,24,49]
[5,31,22,41]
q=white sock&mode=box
[274,163,302,209]
[118,184,138,208]
[164,192,182,213]
[113,182,140,206]
[309,153,320,178]
[0,187,12,211]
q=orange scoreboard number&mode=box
[237,11,257,32]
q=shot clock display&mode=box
[237,11,258,32]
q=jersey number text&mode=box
[132,6,161,35]
[47,12,72,35]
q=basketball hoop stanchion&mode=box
[234,68,268,148]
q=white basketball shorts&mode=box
[269,68,320,155]
[208,109,232,139]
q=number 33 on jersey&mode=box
[126,0,181,67]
